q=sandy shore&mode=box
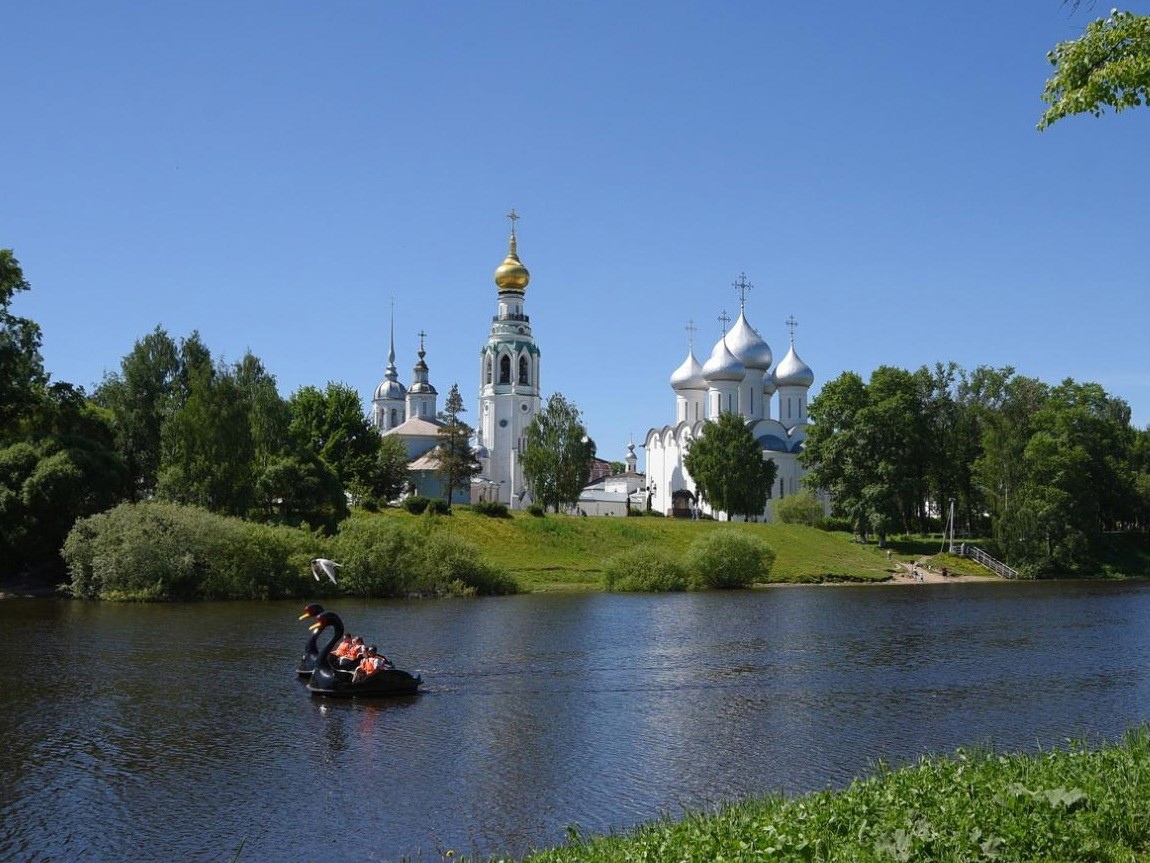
[887,560,996,584]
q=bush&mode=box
[401,495,431,515]
[526,503,546,517]
[603,546,689,592]
[331,515,421,597]
[415,533,518,596]
[61,501,316,601]
[472,499,511,518]
[686,529,776,589]
[774,490,825,526]
[818,515,853,532]
[428,497,451,515]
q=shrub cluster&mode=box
[603,529,775,592]
[62,501,316,600]
[687,529,776,588]
[526,503,546,517]
[602,546,689,592]
[471,499,511,518]
[400,495,449,515]
[62,502,518,601]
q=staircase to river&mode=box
[953,543,1019,579]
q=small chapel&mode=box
[643,275,816,521]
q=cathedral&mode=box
[643,275,815,521]
[370,216,815,518]
[370,213,539,507]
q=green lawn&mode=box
[378,508,901,591]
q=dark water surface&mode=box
[3,581,1150,862]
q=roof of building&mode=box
[382,416,445,438]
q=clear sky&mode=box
[5,2,1149,469]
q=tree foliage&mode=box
[288,382,381,500]
[774,489,825,526]
[1039,9,1150,129]
[435,383,481,510]
[93,326,182,498]
[0,249,47,438]
[521,392,596,513]
[683,411,778,521]
[801,361,1148,576]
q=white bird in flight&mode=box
[310,558,342,584]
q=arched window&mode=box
[389,408,398,427]
[518,355,529,385]
[499,355,511,384]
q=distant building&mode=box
[371,328,469,503]
[370,213,540,507]
[643,278,817,521]
[475,212,541,509]
[575,441,646,517]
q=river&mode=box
[2,580,1149,862]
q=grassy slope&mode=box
[382,508,899,591]
[504,727,1150,863]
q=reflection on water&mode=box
[2,581,1150,861]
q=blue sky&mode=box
[5,2,1149,468]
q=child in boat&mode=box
[352,645,390,683]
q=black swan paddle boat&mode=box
[306,610,422,698]
[296,603,325,677]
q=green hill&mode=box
[383,508,901,591]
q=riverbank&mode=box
[507,726,1150,862]
[0,509,1014,599]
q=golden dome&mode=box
[494,232,530,293]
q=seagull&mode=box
[310,558,342,585]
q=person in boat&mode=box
[352,645,390,683]
[331,635,365,667]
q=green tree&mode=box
[684,411,777,521]
[254,449,347,530]
[157,353,256,516]
[800,372,872,535]
[521,392,596,513]
[0,249,47,437]
[0,253,131,579]
[288,382,381,497]
[1039,9,1150,129]
[93,326,181,497]
[358,434,410,508]
[435,383,481,510]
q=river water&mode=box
[2,581,1149,862]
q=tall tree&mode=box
[801,371,878,537]
[1039,8,1150,129]
[521,393,596,513]
[288,382,381,498]
[684,411,777,521]
[93,326,181,498]
[0,249,47,437]
[435,383,481,510]
[157,356,256,516]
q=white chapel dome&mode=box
[670,350,706,391]
[701,336,746,382]
[774,343,814,388]
[726,311,773,371]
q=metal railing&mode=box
[954,543,1019,579]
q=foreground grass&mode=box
[383,508,899,590]
[461,727,1150,863]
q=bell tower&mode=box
[477,210,541,507]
